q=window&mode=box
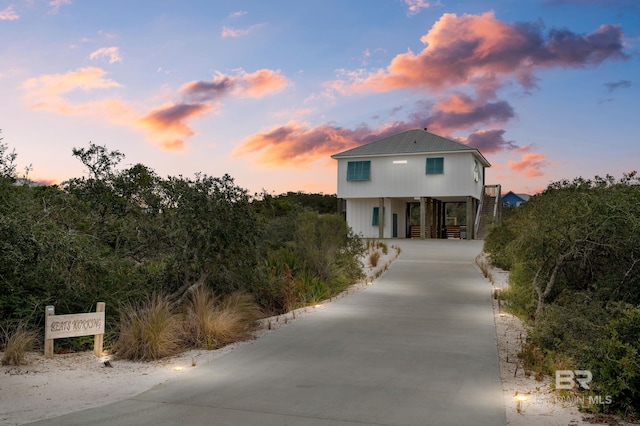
[372,207,385,226]
[347,161,371,181]
[473,159,480,182]
[426,157,444,175]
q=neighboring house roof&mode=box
[331,129,491,167]
[503,191,531,205]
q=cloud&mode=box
[22,67,287,152]
[181,69,288,101]
[604,79,632,92]
[337,12,627,95]
[229,11,247,18]
[404,0,435,16]
[234,93,521,167]
[508,152,549,177]
[233,121,415,167]
[0,5,19,20]
[139,103,213,151]
[22,67,120,99]
[49,0,71,14]
[221,24,264,38]
[89,47,122,64]
[422,93,515,134]
[461,129,520,154]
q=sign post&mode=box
[44,302,106,358]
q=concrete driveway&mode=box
[31,240,505,426]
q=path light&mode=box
[173,366,184,372]
[515,393,528,413]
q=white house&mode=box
[331,129,499,240]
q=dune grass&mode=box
[1,323,36,366]
[113,294,183,361]
[184,287,261,349]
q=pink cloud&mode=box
[221,24,264,38]
[459,129,519,154]
[508,152,549,177]
[0,6,19,20]
[22,67,120,98]
[181,69,288,101]
[404,0,434,16]
[138,103,213,151]
[49,0,71,14]
[233,121,417,167]
[89,47,122,64]
[22,67,286,151]
[340,12,626,94]
[423,93,515,134]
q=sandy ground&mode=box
[0,245,632,425]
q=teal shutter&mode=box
[372,207,385,226]
[347,161,371,181]
[426,158,444,174]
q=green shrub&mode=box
[587,304,640,415]
[113,294,182,361]
[502,263,537,322]
[524,297,640,416]
[483,223,515,270]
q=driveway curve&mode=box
[30,240,505,426]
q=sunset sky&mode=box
[1,0,638,195]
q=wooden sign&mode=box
[44,302,105,358]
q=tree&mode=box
[0,131,18,180]
[71,143,124,180]
[487,173,640,323]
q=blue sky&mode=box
[1,0,638,194]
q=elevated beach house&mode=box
[331,129,501,240]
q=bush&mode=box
[113,294,182,361]
[1,323,36,366]
[587,304,640,416]
[369,251,380,267]
[183,288,261,349]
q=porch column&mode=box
[426,197,433,239]
[435,200,442,239]
[419,197,425,239]
[466,196,473,240]
[431,199,438,238]
[378,197,385,239]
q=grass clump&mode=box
[113,294,182,361]
[369,251,381,267]
[184,287,261,349]
[1,323,36,366]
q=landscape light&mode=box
[515,394,528,413]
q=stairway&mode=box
[475,185,501,240]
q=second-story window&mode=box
[426,157,444,175]
[347,161,371,181]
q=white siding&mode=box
[345,198,408,239]
[337,152,484,200]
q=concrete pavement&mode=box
[30,240,505,426]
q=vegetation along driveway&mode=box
[32,239,505,426]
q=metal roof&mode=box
[331,129,491,167]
